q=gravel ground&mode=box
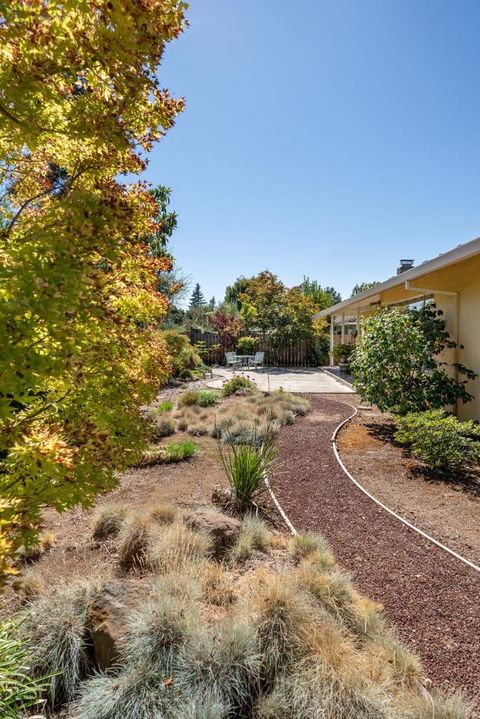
[271,395,480,697]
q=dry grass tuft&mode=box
[149,504,176,525]
[19,581,96,709]
[200,562,236,605]
[16,531,56,565]
[11,568,45,599]
[147,521,213,574]
[290,532,332,563]
[92,504,127,541]
[117,515,154,571]
[229,514,272,564]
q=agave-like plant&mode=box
[218,424,277,510]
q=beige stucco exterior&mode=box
[319,240,480,420]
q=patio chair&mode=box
[250,351,265,368]
[225,351,239,369]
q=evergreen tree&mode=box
[208,296,216,309]
[189,283,206,309]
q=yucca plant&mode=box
[218,425,276,510]
[0,620,49,719]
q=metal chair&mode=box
[250,351,265,368]
[225,351,239,369]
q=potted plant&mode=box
[332,343,354,372]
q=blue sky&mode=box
[146,0,480,304]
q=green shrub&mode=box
[222,375,256,397]
[163,329,205,378]
[178,390,220,407]
[236,336,257,354]
[351,305,476,414]
[139,441,197,467]
[332,343,354,363]
[218,427,276,509]
[394,409,480,472]
[154,400,173,414]
[161,441,197,464]
[0,620,49,718]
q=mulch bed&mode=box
[271,394,480,696]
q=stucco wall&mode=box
[456,281,480,420]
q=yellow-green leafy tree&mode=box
[0,0,187,577]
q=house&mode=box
[318,236,480,420]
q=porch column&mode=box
[340,313,345,344]
[329,314,334,365]
[355,307,360,340]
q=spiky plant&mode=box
[71,664,178,719]
[218,426,276,510]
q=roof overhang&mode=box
[317,235,480,318]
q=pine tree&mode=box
[189,283,206,309]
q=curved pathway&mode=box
[272,395,480,695]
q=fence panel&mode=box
[189,330,318,367]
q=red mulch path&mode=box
[272,395,480,697]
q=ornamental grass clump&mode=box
[394,409,480,472]
[18,582,95,709]
[92,504,127,541]
[15,520,472,719]
[218,427,277,510]
[229,514,273,564]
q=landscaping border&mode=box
[332,401,480,575]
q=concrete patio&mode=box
[206,367,355,394]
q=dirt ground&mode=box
[0,431,228,617]
[338,405,480,568]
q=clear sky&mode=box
[145,0,480,304]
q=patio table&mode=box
[235,354,255,368]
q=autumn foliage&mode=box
[0,0,187,575]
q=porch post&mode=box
[329,314,334,365]
[355,307,360,340]
[340,313,345,344]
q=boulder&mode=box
[87,579,146,671]
[185,509,241,558]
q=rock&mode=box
[185,509,241,558]
[211,486,234,508]
[87,579,146,671]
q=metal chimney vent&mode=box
[397,259,414,275]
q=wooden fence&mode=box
[189,329,320,367]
